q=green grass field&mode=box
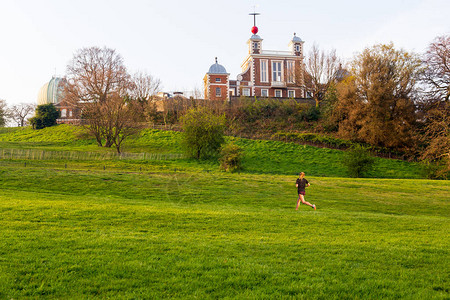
[0,126,448,298]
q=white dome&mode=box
[37,77,66,105]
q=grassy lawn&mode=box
[0,162,448,299]
[0,125,447,298]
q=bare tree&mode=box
[0,99,7,127]
[8,103,36,127]
[305,44,340,107]
[130,71,162,102]
[419,35,450,175]
[129,71,162,124]
[422,35,450,102]
[64,46,139,152]
[191,86,204,100]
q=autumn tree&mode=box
[8,103,35,127]
[64,46,140,152]
[420,102,450,177]
[304,44,340,107]
[334,43,421,151]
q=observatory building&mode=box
[37,77,66,105]
[204,13,306,101]
[37,76,80,124]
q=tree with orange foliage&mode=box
[333,43,421,152]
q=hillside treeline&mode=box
[7,36,445,176]
[145,37,449,177]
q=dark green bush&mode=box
[343,145,375,178]
[29,104,59,129]
[300,106,320,122]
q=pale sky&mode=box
[0,0,448,106]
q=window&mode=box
[295,44,300,52]
[272,61,282,82]
[261,89,268,97]
[260,60,268,82]
[69,110,72,117]
[287,61,295,83]
[275,90,282,97]
[216,87,221,97]
[288,90,295,98]
[215,78,221,82]
[253,42,259,50]
[242,88,250,96]
[61,109,67,118]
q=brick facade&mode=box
[205,31,306,100]
[203,73,229,101]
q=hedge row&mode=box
[271,131,412,160]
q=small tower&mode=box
[289,33,304,56]
[247,12,262,54]
[203,57,230,101]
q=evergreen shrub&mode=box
[29,104,59,130]
[343,145,375,177]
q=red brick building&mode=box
[204,23,306,100]
[203,57,230,101]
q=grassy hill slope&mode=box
[0,125,424,179]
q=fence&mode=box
[0,148,184,161]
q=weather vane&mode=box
[249,6,260,34]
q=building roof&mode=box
[291,33,302,43]
[250,34,263,41]
[207,58,228,74]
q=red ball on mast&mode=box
[249,11,260,35]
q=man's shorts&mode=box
[298,191,306,196]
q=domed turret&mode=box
[289,33,304,56]
[207,57,227,74]
[291,33,302,43]
[37,77,67,105]
[203,57,230,101]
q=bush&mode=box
[29,104,59,129]
[219,142,243,172]
[300,106,320,122]
[343,145,375,177]
[180,107,225,159]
